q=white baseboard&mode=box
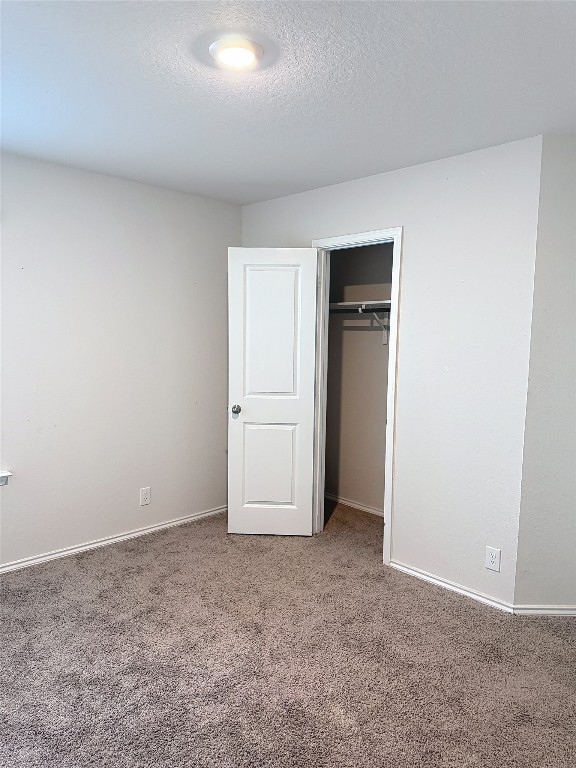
[4,509,573,617]
[390,560,576,616]
[390,560,514,613]
[0,505,227,575]
[512,605,576,616]
[326,493,384,518]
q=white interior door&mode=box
[228,247,318,535]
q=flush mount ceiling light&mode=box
[208,38,263,69]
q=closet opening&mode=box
[312,228,402,563]
[324,243,392,527]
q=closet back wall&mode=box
[326,244,393,514]
[1,153,241,567]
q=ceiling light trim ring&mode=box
[209,38,263,70]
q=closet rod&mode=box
[329,300,391,345]
[329,301,391,314]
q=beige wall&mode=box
[515,135,576,609]
[243,137,543,606]
[325,244,393,512]
[0,153,241,566]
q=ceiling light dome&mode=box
[209,38,263,69]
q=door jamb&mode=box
[311,227,403,565]
[312,248,330,538]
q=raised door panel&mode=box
[243,424,297,506]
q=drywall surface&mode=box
[244,138,543,604]
[515,135,576,608]
[0,153,241,566]
[326,244,392,512]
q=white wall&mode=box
[515,135,576,609]
[1,153,241,566]
[243,137,543,605]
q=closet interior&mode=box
[324,243,394,525]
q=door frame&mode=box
[311,227,403,565]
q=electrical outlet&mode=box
[485,546,501,572]
[140,487,151,506]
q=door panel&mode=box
[245,266,299,396]
[228,247,318,535]
[243,424,297,505]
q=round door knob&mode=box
[231,404,241,415]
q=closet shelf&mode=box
[328,300,391,314]
[329,301,391,345]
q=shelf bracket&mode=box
[370,312,389,345]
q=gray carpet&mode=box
[1,506,575,768]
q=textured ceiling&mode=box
[2,1,575,204]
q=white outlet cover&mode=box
[140,487,151,506]
[485,546,501,572]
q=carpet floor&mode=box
[1,506,575,768]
